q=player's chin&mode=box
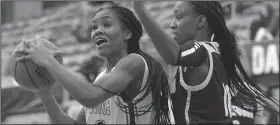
[172,35,180,43]
[96,49,110,58]
[175,37,186,45]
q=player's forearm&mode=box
[45,57,106,108]
[134,8,180,65]
[39,93,77,124]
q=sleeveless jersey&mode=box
[84,54,155,124]
[169,41,232,124]
[231,105,254,124]
[231,91,256,124]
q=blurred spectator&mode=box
[250,2,276,41]
[88,1,116,8]
[76,55,105,83]
[47,28,61,43]
[249,3,280,124]
[71,1,118,43]
[267,12,279,39]
[253,13,279,42]
[235,2,256,14]
[71,18,91,43]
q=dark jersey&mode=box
[231,105,254,124]
[231,92,257,124]
[169,41,232,124]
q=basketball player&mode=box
[16,6,171,124]
[133,1,279,124]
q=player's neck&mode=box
[194,30,211,42]
[105,50,128,72]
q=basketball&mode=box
[9,38,63,92]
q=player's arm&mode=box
[37,92,85,124]
[45,54,145,108]
[133,1,180,65]
[173,41,208,67]
[75,108,86,124]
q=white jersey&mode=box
[84,54,155,124]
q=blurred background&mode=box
[1,1,279,124]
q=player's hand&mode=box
[33,82,60,98]
[132,1,146,13]
[15,37,61,68]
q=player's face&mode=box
[170,1,199,45]
[91,10,127,57]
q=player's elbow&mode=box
[78,97,97,108]
[73,93,98,108]
[165,58,177,65]
[78,92,108,108]
[162,55,177,65]
[81,102,93,108]
[160,50,179,65]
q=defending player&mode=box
[133,1,279,124]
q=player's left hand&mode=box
[34,81,60,97]
[15,36,61,68]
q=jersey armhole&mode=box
[178,43,216,91]
[128,53,149,100]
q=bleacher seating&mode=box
[1,1,279,124]
[1,1,276,83]
[1,1,174,78]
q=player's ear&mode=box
[124,29,132,41]
[197,15,207,28]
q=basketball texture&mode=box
[9,38,63,92]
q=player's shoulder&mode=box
[179,40,219,53]
[119,53,145,67]
[114,53,145,74]
[202,41,220,54]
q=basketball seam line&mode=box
[23,61,40,90]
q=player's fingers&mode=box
[17,55,32,62]
[23,39,36,49]
[22,38,29,48]
[36,36,44,47]
[14,48,32,55]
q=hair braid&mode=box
[190,1,279,114]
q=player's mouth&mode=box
[171,31,177,36]
[95,37,108,46]
[171,32,177,39]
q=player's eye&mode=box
[92,25,98,31]
[104,22,111,28]
[176,15,182,20]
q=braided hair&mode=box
[93,5,171,124]
[189,1,279,114]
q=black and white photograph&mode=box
[1,1,279,124]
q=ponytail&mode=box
[190,1,279,113]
